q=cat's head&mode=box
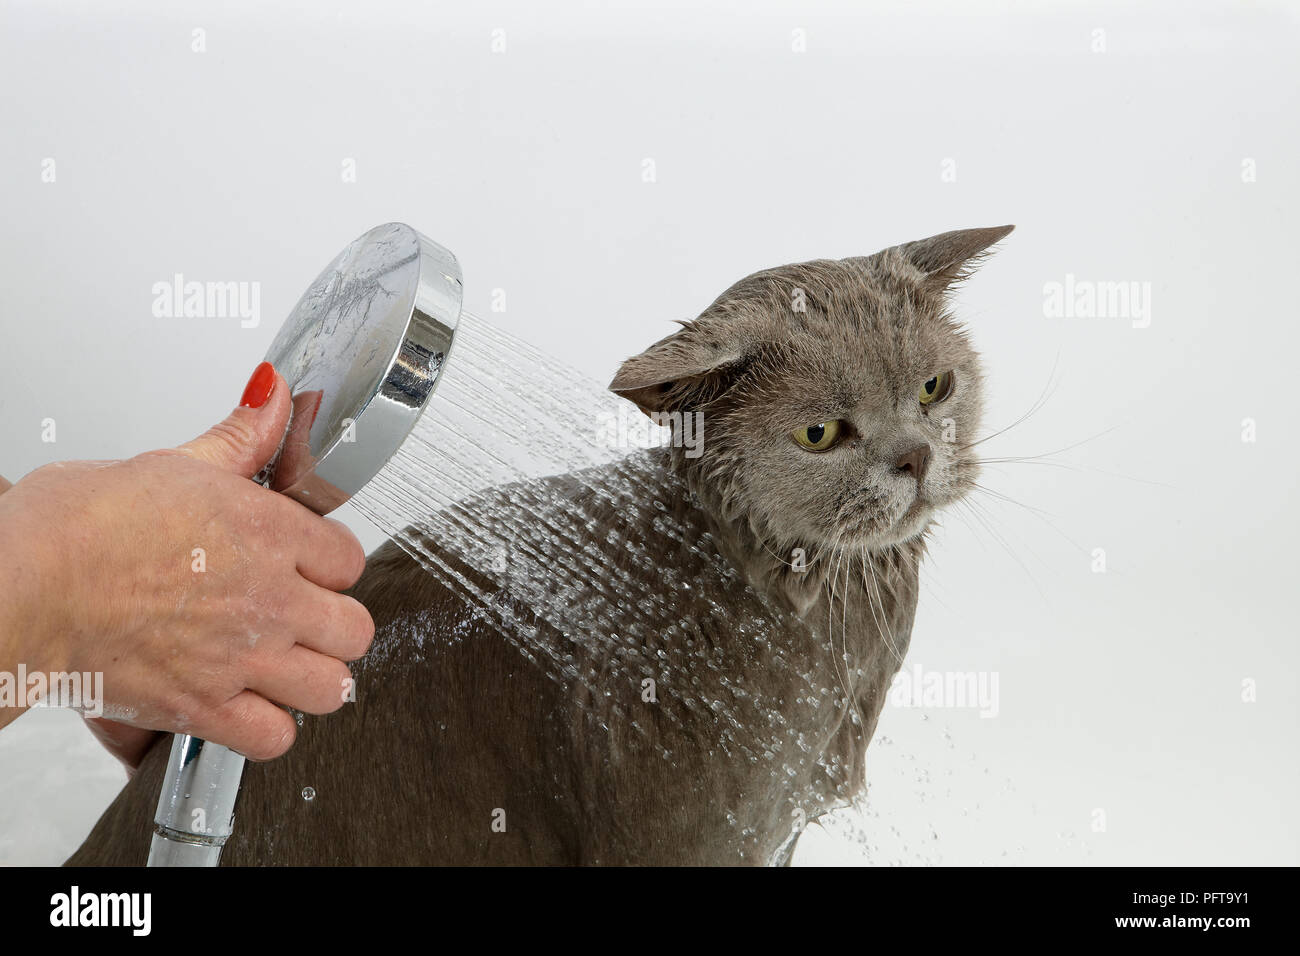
[610,225,1011,609]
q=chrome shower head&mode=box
[262,221,463,514]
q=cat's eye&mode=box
[792,420,843,452]
[919,371,954,407]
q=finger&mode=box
[246,645,355,717]
[284,584,375,661]
[83,718,165,777]
[288,513,368,591]
[275,389,324,485]
[193,690,298,762]
[173,366,292,479]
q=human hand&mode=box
[0,363,374,765]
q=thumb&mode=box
[174,362,292,479]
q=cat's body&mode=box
[69,225,1010,866]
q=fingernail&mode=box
[239,362,276,409]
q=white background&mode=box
[0,0,1296,865]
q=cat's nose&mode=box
[894,444,931,484]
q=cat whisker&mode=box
[968,421,1121,467]
[973,453,1172,489]
[956,351,1061,453]
[825,536,858,727]
[965,482,1099,567]
[863,551,907,668]
[893,540,956,615]
[970,481,1055,518]
[838,549,864,731]
[951,496,1047,601]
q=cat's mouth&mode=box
[891,494,934,542]
[834,486,933,548]
[899,490,930,525]
[899,496,930,528]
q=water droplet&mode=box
[301,786,316,801]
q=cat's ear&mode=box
[608,322,751,415]
[898,224,1014,293]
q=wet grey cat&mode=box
[69,225,1012,866]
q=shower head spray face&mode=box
[263,222,463,514]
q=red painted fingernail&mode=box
[240,362,276,408]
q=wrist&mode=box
[0,494,64,682]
